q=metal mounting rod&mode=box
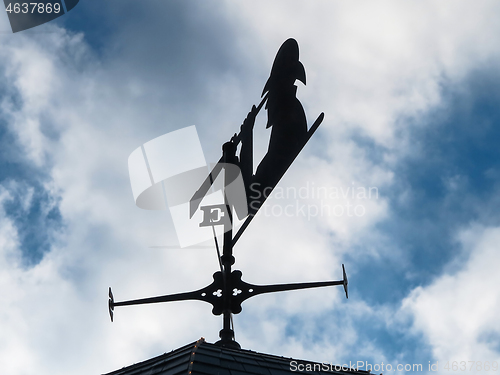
[215,139,240,349]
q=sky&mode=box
[1,1,500,374]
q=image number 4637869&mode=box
[3,0,79,33]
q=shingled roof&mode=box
[103,338,371,375]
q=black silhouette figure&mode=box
[240,38,310,214]
[189,38,324,221]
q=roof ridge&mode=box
[103,338,371,375]
[187,337,205,375]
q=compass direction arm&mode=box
[228,265,348,314]
[237,278,345,303]
[108,272,226,322]
[249,279,344,296]
[342,263,348,299]
[111,289,207,307]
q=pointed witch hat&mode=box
[261,38,306,128]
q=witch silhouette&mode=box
[189,38,323,221]
[240,38,312,215]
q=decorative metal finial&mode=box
[109,38,348,349]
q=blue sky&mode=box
[1,1,500,374]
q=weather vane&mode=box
[108,38,348,349]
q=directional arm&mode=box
[108,271,226,322]
[227,264,348,314]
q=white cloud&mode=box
[226,0,500,149]
[403,225,500,363]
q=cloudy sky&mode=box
[1,1,500,374]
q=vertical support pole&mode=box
[216,141,241,349]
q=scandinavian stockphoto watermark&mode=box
[249,181,379,220]
[128,126,251,248]
[127,126,378,247]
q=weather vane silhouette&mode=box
[108,38,348,349]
